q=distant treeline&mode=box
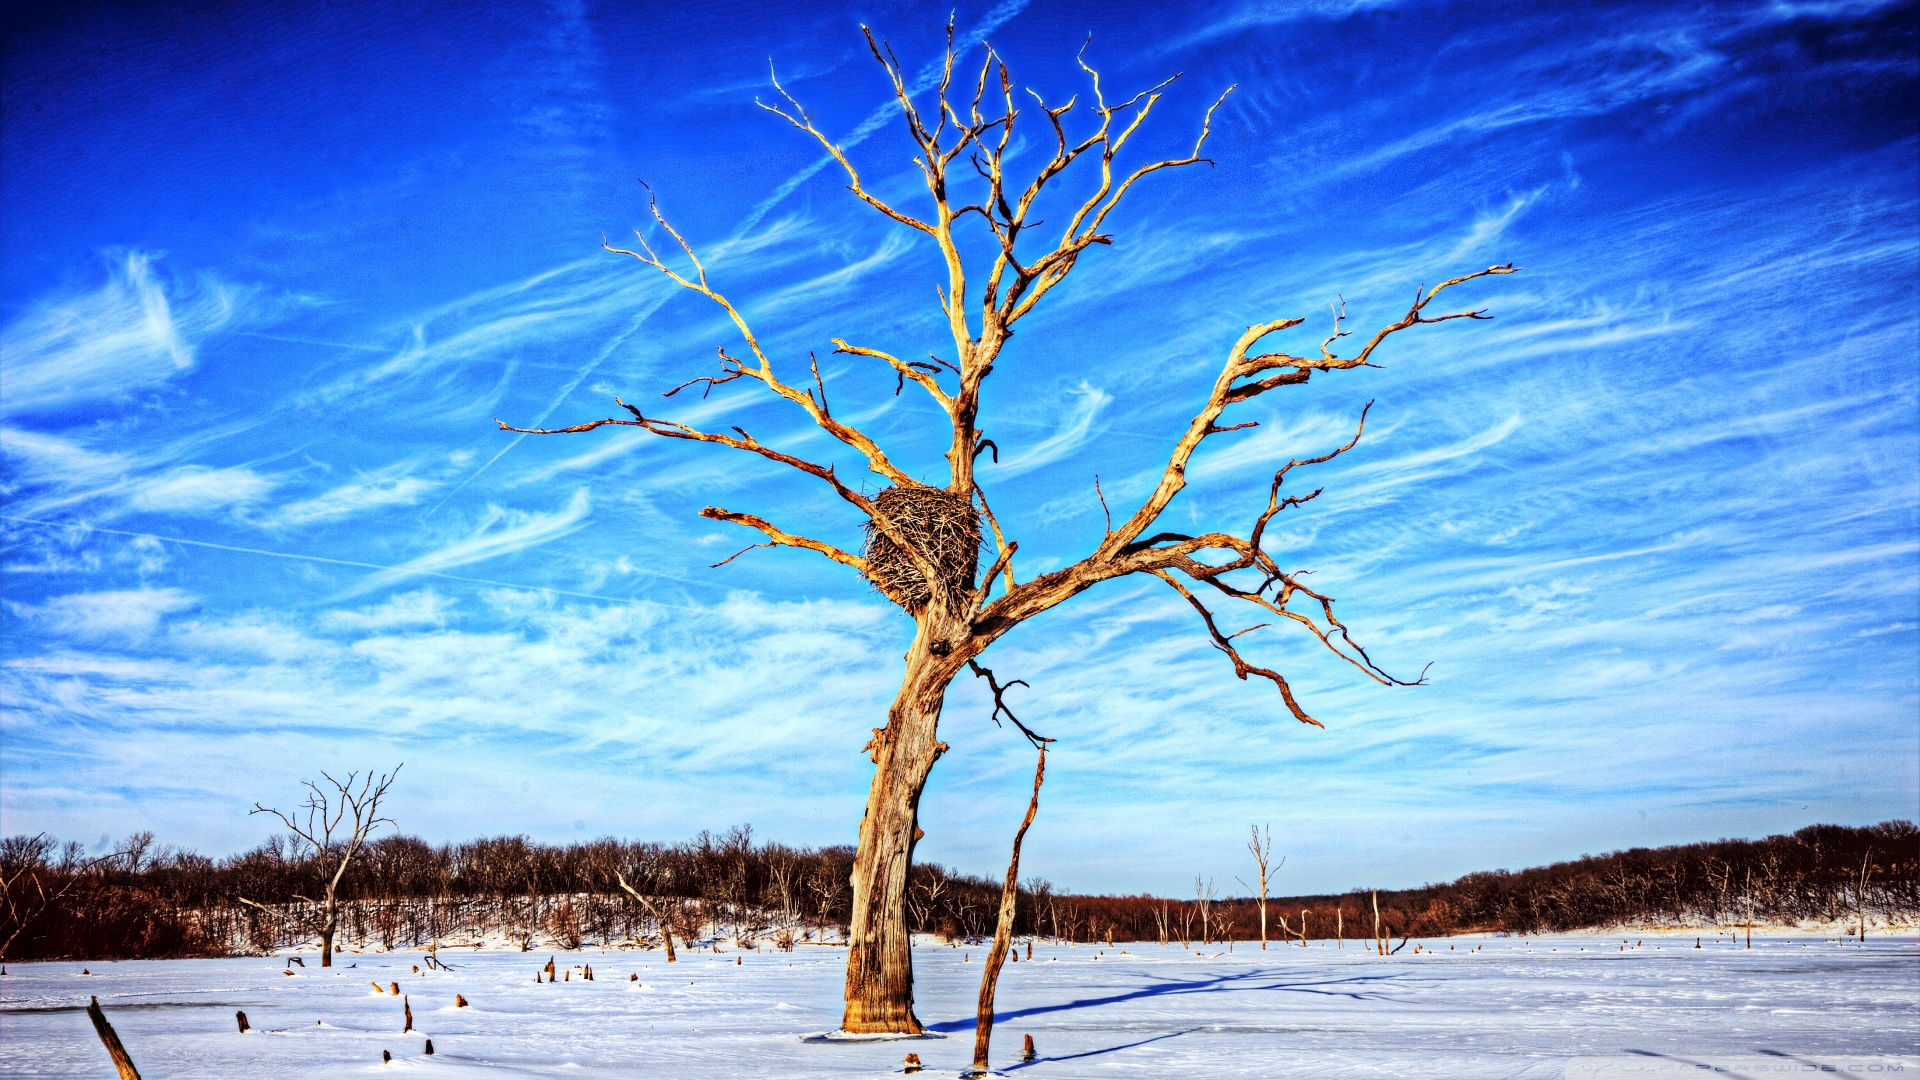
[2,820,1913,961]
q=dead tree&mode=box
[972,734,1049,1074]
[616,872,677,962]
[239,766,401,967]
[501,24,1513,1032]
[1235,825,1280,950]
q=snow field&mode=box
[2,930,1914,1078]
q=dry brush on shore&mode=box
[3,820,1912,960]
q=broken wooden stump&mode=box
[454,993,468,1007]
[903,1052,923,1073]
[235,1010,250,1034]
[1021,1033,1036,1062]
[86,996,141,1080]
[424,1038,435,1056]
[403,995,413,1032]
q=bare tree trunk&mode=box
[972,747,1046,1073]
[842,653,953,1034]
[319,895,339,968]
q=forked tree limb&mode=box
[967,660,1052,749]
[1149,569,1323,727]
[700,508,867,571]
[602,189,915,487]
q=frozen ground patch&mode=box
[3,931,1914,1078]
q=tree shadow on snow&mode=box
[1619,1048,1872,1080]
[1003,1026,1203,1069]
[924,967,1415,1035]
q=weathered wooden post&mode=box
[85,997,141,1080]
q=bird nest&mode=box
[862,485,981,613]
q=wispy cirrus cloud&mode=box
[269,471,435,527]
[989,381,1113,479]
[8,586,197,641]
[337,488,593,598]
[129,464,281,514]
[0,251,255,417]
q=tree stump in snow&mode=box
[235,1010,250,1034]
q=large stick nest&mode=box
[862,485,981,613]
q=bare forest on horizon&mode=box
[3,820,1914,962]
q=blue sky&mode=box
[2,0,1915,896]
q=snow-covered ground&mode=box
[4,930,1914,1078]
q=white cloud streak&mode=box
[337,488,593,598]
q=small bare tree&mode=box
[503,23,1511,1031]
[807,861,848,940]
[768,857,803,951]
[1195,877,1216,946]
[1236,824,1281,950]
[239,766,401,967]
[908,871,949,937]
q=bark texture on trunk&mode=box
[841,643,955,1033]
[319,925,334,968]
